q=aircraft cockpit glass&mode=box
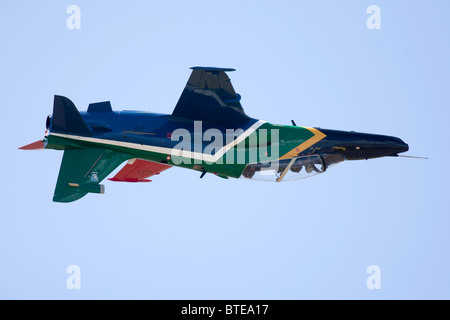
[240,154,345,182]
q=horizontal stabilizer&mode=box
[19,140,45,150]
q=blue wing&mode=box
[172,67,250,123]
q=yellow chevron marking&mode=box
[279,127,327,160]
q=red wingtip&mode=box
[19,140,45,150]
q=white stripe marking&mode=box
[50,120,266,163]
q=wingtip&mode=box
[190,66,236,72]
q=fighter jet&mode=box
[20,67,410,203]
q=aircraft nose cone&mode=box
[319,129,410,160]
[388,136,409,154]
[397,141,409,154]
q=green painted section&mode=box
[53,147,130,203]
[46,123,318,183]
[211,123,315,177]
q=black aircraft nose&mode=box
[349,134,409,159]
[378,135,409,155]
[390,137,409,154]
[318,129,409,160]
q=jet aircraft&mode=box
[20,67,410,202]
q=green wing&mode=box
[53,148,130,203]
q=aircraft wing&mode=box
[53,148,130,203]
[172,67,250,123]
[109,159,171,182]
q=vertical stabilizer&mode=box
[51,95,91,136]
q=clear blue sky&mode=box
[1,0,449,299]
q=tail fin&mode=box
[50,95,91,136]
